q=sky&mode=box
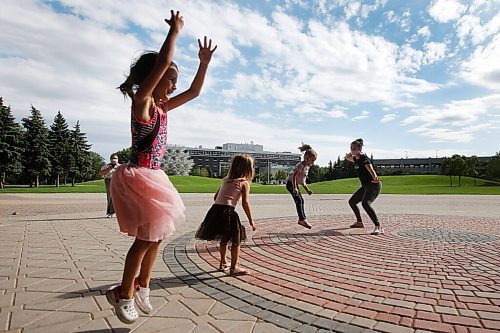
[1,0,500,166]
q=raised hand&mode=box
[165,10,184,32]
[198,36,217,64]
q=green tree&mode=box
[0,98,24,189]
[450,154,466,187]
[88,151,105,180]
[49,111,71,186]
[307,164,323,183]
[22,106,51,187]
[274,169,288,182]
[115,148,131,164]
[441,157,453,186]
[464,155,480,187]
[68,121,92,185]
[486,152,500,181]
[191,167,209,177]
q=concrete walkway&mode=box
[0,193,499,332]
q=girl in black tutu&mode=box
[195,154,256,276]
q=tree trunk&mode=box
[71,178,75,187]
[459,176,461,187]
[56,174,60,187]
[1,172,5,189]
[474,178,477,187]
[35,176,39,188]
[449,175,453,187]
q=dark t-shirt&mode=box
[353,154,373,186]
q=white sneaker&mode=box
[371,226,384,235]
[134,278,153,314]
[106,285,139,324]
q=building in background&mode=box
[185,142,301,179]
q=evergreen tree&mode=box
[49,111,71,186]
[0,98,24,189]
[68,121,92,185]
[22,106,51,187]
[161,145,194,176]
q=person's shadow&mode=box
[56,274,210,301]
[75,329,130,333]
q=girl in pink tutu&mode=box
[106,10,217,324]
[195,154,256,276]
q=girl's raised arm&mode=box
[167,36,217,111]
[134,10,183,120]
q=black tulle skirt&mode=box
[195,204,247,244]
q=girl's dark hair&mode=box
[118,51,178,98]
[298,143,317,159]
[351,138,364,149]
[110,153,118,159]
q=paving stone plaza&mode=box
[1,193,499,332]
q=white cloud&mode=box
[352,110,369,121]
[402,94,500,141]
[457,11,500,46]
[380,114,396,123]
[417,26,431,38]
[428,0,467,23]
[384,9,411,32]
[424,41,447,63]
[461,34,500,90]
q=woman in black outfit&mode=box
[344,138,383,235]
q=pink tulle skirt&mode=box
[110,164,185,242]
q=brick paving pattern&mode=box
[187,214,500,333]
[0,193,499,332]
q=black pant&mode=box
[349,182,381,226]
[105,178,115,215]
[286,181,306,221]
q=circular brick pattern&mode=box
[398,229,499,243]
[168,214,500,333]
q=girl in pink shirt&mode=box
[196,154,256,276]
[106,10,217,324]
[286,143,317,229]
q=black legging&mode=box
[286,181,306,221]
[349,182,381,226]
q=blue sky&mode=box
[1,0,499,165]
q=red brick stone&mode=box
[375,312,401,324]
[323,301,347,312]
[400,317,413,327]
[391,307,416,318]
[438,300,455,307]
[467,303,500,312]
[442,314,481,327]
[413,319,454,333]
[343,305,378,319]
[453,326,468,333]
[359,301,393,313]
[457,296,491,304]
[415,310,440,322]
[482,319,500,330]
[469,328,500,333]
[406,295,437,305]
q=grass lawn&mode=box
[1,175,499,195]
